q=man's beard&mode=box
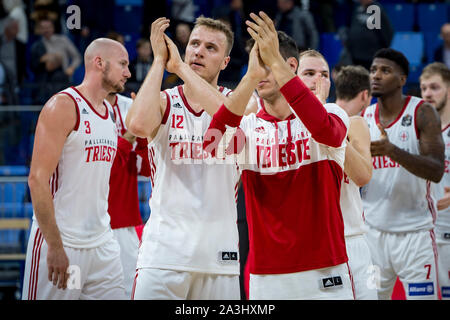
[102,62,124,93]
[435,93,448,113]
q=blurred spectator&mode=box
[173,21,191,60]
[129,38,153,88]
[309,0,336,33]
[343,0,393,70]
[171,0,196,24]
[274,0,319,51]
[70,0,115,53]
[3,0,28,44]
[30,0,61,33]
[30,17,81,104]
[0,17,26,104]
[106,30,125,45]
[434,23,450,69]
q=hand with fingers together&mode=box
[437,186,450,211]
[370,124,395,157]
[245,11,284,69]
[150,17,170,64]
[164,34,185,75]
[246,42,269,83]
[314,76,328,104]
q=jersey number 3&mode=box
[85,121,91,134]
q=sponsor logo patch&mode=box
[320,276,343,289]
[442,286,450,298]
[408,282,434,296]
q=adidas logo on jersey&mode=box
[218,251,238,264]
[82,108,89,114]
[320,276,343,289]
[173,103,182,108]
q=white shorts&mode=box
[22,223,126,300]
[249,263,355,300]
[112,226,140,299]
[365,225,439,300]
[132,268,240,300]
[436,232,450,300]
[345,234,378,300]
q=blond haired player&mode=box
[126,17,247,300]
[23,38,131,299]
[420,62,450,299]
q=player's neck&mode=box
[440,102,450,129]
[76,78,109,109]
[264,95,292,120]
[336,99,355,117]
[377,90,405,117]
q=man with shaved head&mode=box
[22,38,130,300]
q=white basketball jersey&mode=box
[434,124,450,240]
[361,96,436,232]
[137,85,241,275]
[34,87,118,248]
[112,94,133,136]
[340,173,366,237]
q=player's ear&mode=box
[221,55,230,71]
[286,57,298,73]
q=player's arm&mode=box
[246,11,348,148]
[27,94,75,290]
[344,116,372,187]
[203,44,265,154]
[371,103,444,183]
[125,18,169,139]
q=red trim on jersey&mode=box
[113,95,127,136]
[161,91,171,125]
[131,270,139,300]
[58,92,80,131]
[28,228,43,300]
[430,229,442,300]
[71,86,109,120]
[375,96,411,129]
[442,123,450,132]
[413,99,425,139]
[177,85,204,117]
[346,262,356,300]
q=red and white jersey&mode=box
[340,173,366,237]
[434,124,450,239]
[38,86,118,248]
[137,85,241,275]
[361,96,436,233]
[237,99,349,275]
[112,94,132,136]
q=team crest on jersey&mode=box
[399,130,409,142]
[255,126,266,134]
[401,114,412,127]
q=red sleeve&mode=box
[135,137,151,177]
[203,104,244,156]
[114,136,133,168]
[280,77,347,148]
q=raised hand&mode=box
[150,18,170,63]
[245,11,282,68]
[246,43,269,82]
[164,34,184,75]
[370,124,394,156]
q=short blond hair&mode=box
[420,62,450,86]
[299,49,327,66]
[193,16,234,56]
